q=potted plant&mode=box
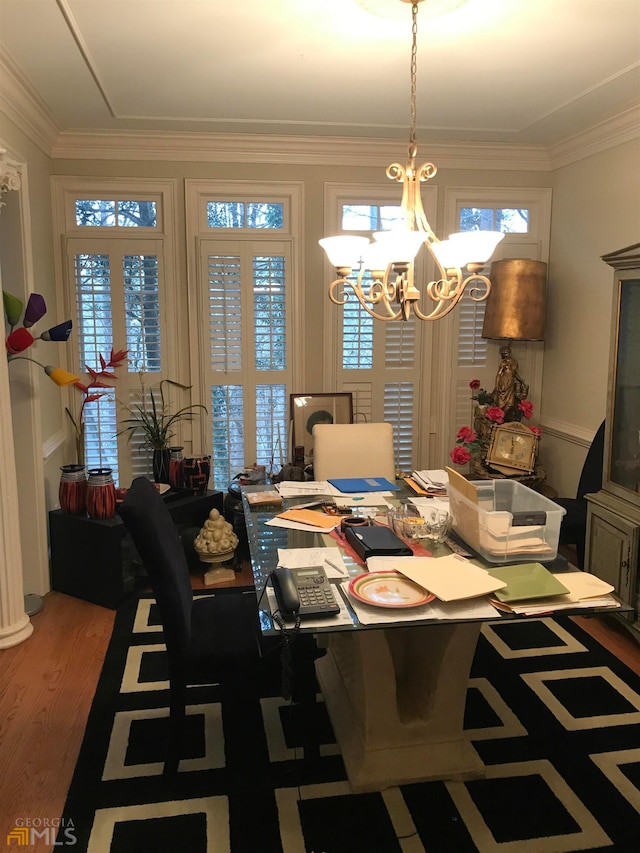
[118,375,207,483]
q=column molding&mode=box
[0,148,33,647]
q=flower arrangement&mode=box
[449,379,542,467]
[65,348,128,466]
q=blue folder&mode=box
[327,477,400,493]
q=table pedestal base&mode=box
[315,622,484,793]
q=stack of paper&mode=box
[410,470,449,495]
[367,554,507,601]
[487,569,619,615]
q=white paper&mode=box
[339,581,497,624]
[276,480,333,497]
[277,546,349,578]
[326,486,393,505]
[410,496,450,515]
[490,595,620,615]
[413,469,449,489]
[265,588,354,629]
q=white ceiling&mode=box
[1,0,639,147]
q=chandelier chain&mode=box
[409,2,419,153]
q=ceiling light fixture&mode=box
[319,0,504,322]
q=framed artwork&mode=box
[290,393,353,459]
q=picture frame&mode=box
[485,421,539,474]
[290,393,353,460]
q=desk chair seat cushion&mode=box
[312,422,396,482]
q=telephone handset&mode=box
[271,566,340,617]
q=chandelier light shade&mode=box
[482,259,548,342]
[319,0,504,322]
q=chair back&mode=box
[119,477,193,656]
[576,420,606,502]
[312,422,396,482]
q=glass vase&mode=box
[86,468,116,520]
[59,464,87,516]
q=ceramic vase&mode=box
[59,464,87,515]
[86,468,116,520]
[183,455,211,495]
[168,446,184,489]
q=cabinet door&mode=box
[586,505,637,606]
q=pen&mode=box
[325,558,346,576]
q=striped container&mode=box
[86,468,117,520]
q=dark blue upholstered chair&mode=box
[119,476,261,773]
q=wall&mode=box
[0,116,57,596]
[541,138,640,497]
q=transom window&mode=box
[206,201,284,230]
[75,199,158,228]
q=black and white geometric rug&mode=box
[60,592,640,852]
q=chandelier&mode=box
[319,0,504,322]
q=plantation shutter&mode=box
[66,237,166,485]
[199,238,292,489]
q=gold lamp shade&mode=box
[482,259,547,341]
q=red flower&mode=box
[485,406,505,424]
[518,399,534,419]
[469,379,481,391]
[450,445,472,465]
[456,425,477,443]
[530,425,542,436]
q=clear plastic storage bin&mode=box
[447,478,566,564]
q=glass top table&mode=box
[241,481,631,793]
[242,483,629,637]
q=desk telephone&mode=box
[271,566,340,617]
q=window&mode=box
[444,189,552,463]
[324,183,551,471]
[323,195,427,472]
[187,182,303,490]
[53,179,178,487]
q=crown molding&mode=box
[1,45,636,171]
[548,104,640,170]
[50,129,553,171]
[0,48,61,157]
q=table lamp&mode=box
[482,259,547,416]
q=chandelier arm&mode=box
[462,272,492,301]
[327,276,403,321]
[412,298,457,321]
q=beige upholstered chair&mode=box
[312,422,396,482]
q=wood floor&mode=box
[1,571,639,853]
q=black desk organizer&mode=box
[49,489,224,609]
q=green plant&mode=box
[118,375,207,450]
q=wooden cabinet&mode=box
[586,243,640,629]
[585,490,639,616]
